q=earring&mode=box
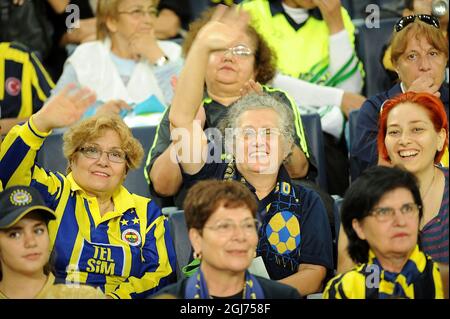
[193,251,202,260]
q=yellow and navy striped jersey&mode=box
[0,42,54,119]
[0,119,176,299]
[323,246,443,299]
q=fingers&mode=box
[210,4,228,21]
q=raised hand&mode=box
[32,84,96,132]
[195,4,250,53]
[240,79,263,97]
[312,0,344,34]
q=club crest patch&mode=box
[5,77,21,96]
[121,228,141,247]
[10,189,32,206]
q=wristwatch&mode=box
[154,55,168,66]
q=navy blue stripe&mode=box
[0,136,32,184]
[30,178,60,211]
[53,194,80,280]
[83,199,108,289]
[27,120,46,138]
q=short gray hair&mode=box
[219,93,295,158]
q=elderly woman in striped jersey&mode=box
[0,85,176,298]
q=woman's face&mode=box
[0,214,50,277]
[190,204,258,274]
[107,0,157,43]
[384,102,446,174]
[71,129,127,197]
[235,108,287,175]
[205,31,256,95]
[395,35,447,90]
[352,188,420,262]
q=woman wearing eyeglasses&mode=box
[167,7,333,298]
[324,165,444,299]
[155,180,301,299]
[352,13,449,178]
[52,0,182,116]
[145,5,317,210]
[0,85,176,298]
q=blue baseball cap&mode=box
[0,186,56,229]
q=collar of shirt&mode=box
[66,173,135,217]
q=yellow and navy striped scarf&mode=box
[323,245,443,299]
[185,268,265,299]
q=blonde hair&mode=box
[96,0,160,40]
[390,20,449,66]
[63,114,144,173]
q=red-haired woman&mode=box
[377,92,448,266]
[337,92,449,298]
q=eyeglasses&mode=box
[238,128,281,140]
[368,203,421,222]
[222,44,254,57]
[78,146,127,163]
[203,218,261,236]
[394,14,440,32]
[118,7,158,19]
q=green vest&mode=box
[242,0,363,86]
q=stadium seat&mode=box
[167,211,192,281]
[37,125,157,198]
[301,113,328,192]
[348,109,361,182]
[355,17,398,97]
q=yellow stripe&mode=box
[30,51,55,87]
[433,263,444,298]
[0,42,9,100]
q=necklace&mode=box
[422,167,436,201]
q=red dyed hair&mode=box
[377,92,448,163]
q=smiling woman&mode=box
[0,85,176,298]
[0,186,104,299]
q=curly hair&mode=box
[63,114,144,173]
[182,7,277,84]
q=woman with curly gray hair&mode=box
[169,7,333,297]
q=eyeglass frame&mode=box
[203,218,261,236]
[237,127,282,140]
[367,202,421,222]
[221,44,254,57]
[77,146,127,164]
[117,7,158,19]
[394,14,440,32]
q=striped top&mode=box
[0,42,54,119]
[0,119,176,298]
[420,167,449,264]
[323,246,443,299]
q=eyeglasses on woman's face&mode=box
[203,218,261,236]
[118,6,158,19]
[368,202,421,222]
[78,146,127,164]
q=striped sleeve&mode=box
[108,200,176,299]
[323,268,367,299]
[0,119,65,209]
